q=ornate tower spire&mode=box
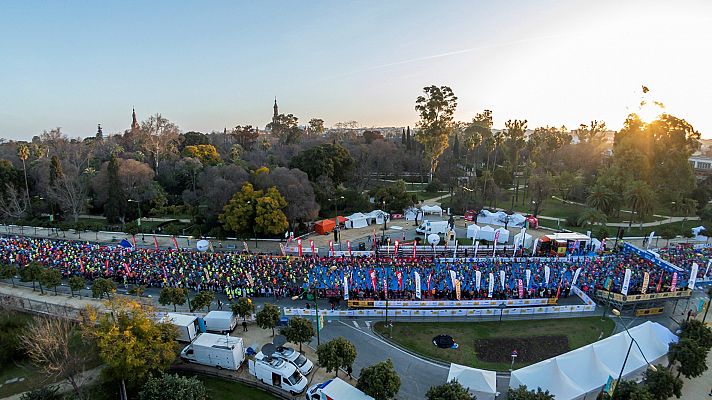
[131,108,139,131]
[273,98,278,121]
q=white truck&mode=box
[415,220,449,235]
[249,356,307,395]
[180,333,244,370]
[306,378,374,400]
[256,345,314,376]
[162,313,199,342]
[203,310,237,334]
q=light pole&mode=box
[610,308,657,397]
[128,199,143,240]
[328,196,344,246]
[292,287,320,346]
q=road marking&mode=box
[352,321,360,329]
[337,321,447,369]
[365,321,371,328]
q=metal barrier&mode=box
[635,307,665,317]
[595,289,692,303]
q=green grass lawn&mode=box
[560,220,702,238]
[197,375,277,400]
[374,317,614,371]
[416,191,448,202]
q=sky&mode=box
[1,0,711,140]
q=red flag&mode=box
[310,240,315,256]
[79,259,85,274]
[172,236,180,251]
[413,242,417,258]
[555,282,562,301]
[370,269,377,291]
[123,263,131,275]
[427,273,432,294]
[297,238,303,257]
[656,272,664,293]
[396,270,403,289]
[383,278,388,299]
[131,235,137,248]
[329,241,334,256]
[394,240,399,256]
[105,259,110,276]
[518,279,524,298]
[153,236,159,250]
[347,240,352,257]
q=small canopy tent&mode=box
[466,224,481,240]
[345,213,369,229]
[404,207,420,221]
[314,219,336,235]
[513,230,533,249]
[494,227,510,243]
[447,364,497,400]
[366,210,388,225]
[478,225,495,241]
[421,204,443,216]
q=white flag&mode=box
[474,241,479,257]
[475,270,482,291]
[572,267,582,286]
[526,269,531,288]
[449,270,457,289]
[621,268,632,295]
[705,259,711,280]
[499,270,505,289]
[488,272,495,298]
[453,240,458,258]
[688,262,699,289]
[532,238,539,255]
[647,231,655,249]
[544,266,551,286]
[415,272,422,299]
[343,275,349,300]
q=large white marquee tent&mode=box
[447,364,497,400]
[509,321,678,400]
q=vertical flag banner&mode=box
[518,279,524,298]
[131,235,137,248]
[415,272,422,299]
[383,278,387,299]
[572,267,582,286]
[455,279,461,300]
[671,272,678,292]
[172,236,180,250]
[370,269,377,291]
[656,272,664,293]
[499,270,505,289]
[310,240,315,256]
[641,272,650,294]
[544,266,551,286]
[688,262,699,289]
[449,270,457,289]
[474,241,479,257]
[621,268,632,295]
[329,241,335,257]
[243,241,249,253]
[297,238,303,257]
[705,259,711,280]
[427,273,432,295]
[453,240,458,258]
[526,269,532,288]
[475,270,482,291]
[396,270,403,289]
[493,230,500,257]
[413,242,417,258]
[488,273,495,298]
[347,240,352,257]
[153,236,159,250]
[647,231,655,249]
[343,275,349,300]
[394,240,399,256]
[532,238,539,255]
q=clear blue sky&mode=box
[1,0,711,140]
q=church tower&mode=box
[131,108,140,132]
[272,98,279,124]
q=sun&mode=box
[637,86,665,123]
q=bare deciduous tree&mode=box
[0,183,28,220]
[20,317,91,400]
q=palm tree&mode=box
[17,144,30,204]
[577,208,608,228]
[678,198,698,230]
[586,184,614,214]
[624,181,654,227]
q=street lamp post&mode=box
[128,199,143,240]
[292,288,320,346]
[610,308,657,398]
[328,196,344,247]
[498,302,507,323]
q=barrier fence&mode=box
[348,298,552,309]
[0,292,82,320]
[284,304,596,318]
[595,288,692,303]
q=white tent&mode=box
[447,364,497,400]
[494,227,510,243]
[514,231,533,249]
[466,224,481,240]
[404,207,419,221]
[366,210,387,225]
[346,213,369,229]
[421,204,443,216]
[478,210,527,227]
[509,322,678,400]
[477,225,495,241]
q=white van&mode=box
[249,356,307,395]
[415,220,449,235]
[306,378,374,400]
[256,345,314,376]
[180,333,244,370]
[203,311,237,334]
[162,313,199,342]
